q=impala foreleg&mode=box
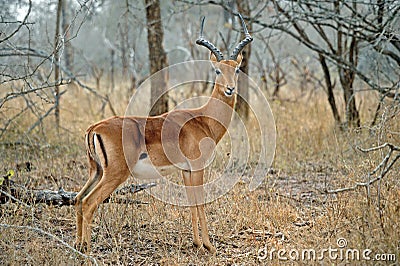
[183,171,201,248]
[196,204,215,253]
[183,170,216,253]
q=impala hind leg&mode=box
[79,167,130,252]
[75,153,102,249]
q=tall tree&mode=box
[145,0,168,116]
[54,0,63,133]
[264,0,399,128]
[335,0,360,128]
[119,0,130,77]
[235,0,251,119]
[61,0,73,72]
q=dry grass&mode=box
[0,83,399,265]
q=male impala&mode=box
[75,14,252,254]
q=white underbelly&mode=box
[131,158,189,179]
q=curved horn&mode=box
[196,16,224,62]
[230,14,253,60]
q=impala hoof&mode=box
[203,243,216,254]
[193,240,202,248]
[75,241,89,253]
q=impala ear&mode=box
[210,52,218,63]
[236,53,243,65]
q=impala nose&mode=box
[225,86,235,96]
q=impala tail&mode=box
[85,125,108,169]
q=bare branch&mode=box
[0,0,32,44]
[357,143,400,153]
[326,143,400,194]
[0,223,98,265]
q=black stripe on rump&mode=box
[96,134,108,168]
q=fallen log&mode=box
[0,173,156,206]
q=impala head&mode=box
[196,14,253,98]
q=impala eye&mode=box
[215,69,221,75]
[235,68,240,74]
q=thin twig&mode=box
[0,189,31,208]
[0,223,98,265]
[0,0,32,43]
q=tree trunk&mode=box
[110,49,115,92]
[235,0,251,119]
[145,0,169,116]
[120,0,130,77]
[318,54,341,126]
[54,0,62,134]
[335,0,360,129]
[61,0,73,72]
[120,25,128,76]
[340,68,360,128]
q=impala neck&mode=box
[200,82,236,143]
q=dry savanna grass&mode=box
[0,81,399,265]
